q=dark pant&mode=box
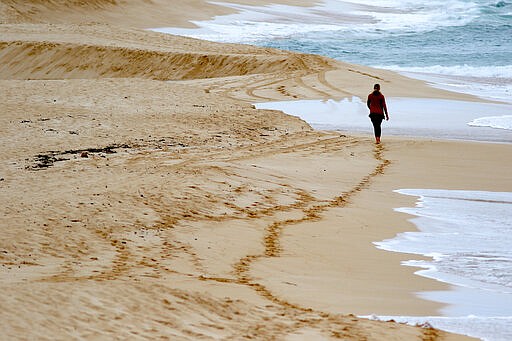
[369,113,384,138]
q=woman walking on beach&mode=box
[367,83,389,144]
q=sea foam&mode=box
[153,0,482,42]
[468,115,512,130]
[372,189,512,341]
[359,315,512,341]
[376,189,512,292]
[378,65,512,79]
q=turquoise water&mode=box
[258,1,512,70]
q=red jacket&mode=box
[367,91,387,115]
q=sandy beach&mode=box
[1,1,510,339]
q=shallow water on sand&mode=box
[256,97,512,143]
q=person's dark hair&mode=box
[373,83,380,90]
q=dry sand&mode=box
[1,0,507,339]
[0,0,320,28]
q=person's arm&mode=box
[367,95,371,110]
[382,95,389,120]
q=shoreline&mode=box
[2,1,507,339]
[251,135,512,314]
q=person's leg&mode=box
[370,116,383,143]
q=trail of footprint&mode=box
[197,142,442,339]
[200,142,391,313]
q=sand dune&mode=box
[0,23,335,84]
[0,39,329,80]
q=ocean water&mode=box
[374,190,512,341]
[153,2,512,339]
